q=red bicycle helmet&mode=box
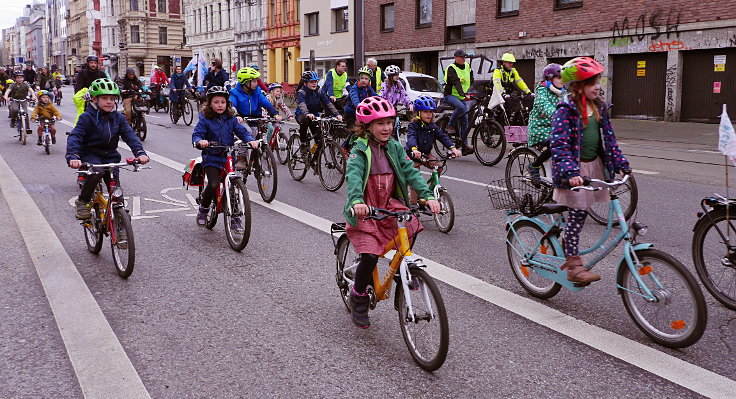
[561,57,605,84]
[356,96,395,124]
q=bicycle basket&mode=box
[487,177,552,214]
[330,122,350,139]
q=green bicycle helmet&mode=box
[89,78,120,97]
[358,66,373,77]
[237,67,260,84]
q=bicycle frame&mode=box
[213,150,238,214]
[82,172,125,245]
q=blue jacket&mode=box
[203,69,230,90]
[192,113,255,169]
[406,120,455,155]
[296,86,338,116]
[169,73,192,103]
[344,84,377,115]
[550,98,630,188]
[230,83,278,118]
[66,107,146,164]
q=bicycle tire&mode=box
[198,181,219,229]
[83,204,104,254]
[21,117,27,145]
[275,128,291,165]
[506,220,562,299]
[692,209,736,310]
[618,249,707,348]
[287,134,308,181]
[335,235,357,312]
[318,141,345,192]
[223,178,251,252]
[256,146,278,203]
[433,190,455,233]
[504,147,551,204]
[588,174,638,226]
[44,134,51,155]
[110,207,135,278]
[434,115,456,159]
[396,268,449,371]
[183,101,194,126]
[473,120,506,166]
[169,102,178,124]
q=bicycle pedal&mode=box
[572,282,591,288]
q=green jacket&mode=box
[344,136,435,227]
[528,82,563,146]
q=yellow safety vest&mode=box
[445,63,471,100]
[329,68,347,97]
[374,67,382,93]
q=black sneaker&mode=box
[51,137,56,144]
[461,145,475,156]
[349,288,370,329]
[196,206,208,226]
[37,138,42,146]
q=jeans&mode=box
[296,113,322,147]
[444,95,469,146]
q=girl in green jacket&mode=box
[343,96,440,329]
[527,63,564,181]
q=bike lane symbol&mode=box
[67,187,197,219]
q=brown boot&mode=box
[561,256,601,285]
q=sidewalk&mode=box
[612,118,718,148]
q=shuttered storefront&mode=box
[513,59,536,89]
[611,53,667,119]
[681,48,736,123]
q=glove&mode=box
[503,94,511,100]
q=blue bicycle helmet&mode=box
[268,83,282,91]
[413,95,437,111]
[301,70,319,82]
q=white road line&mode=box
[0,154,151,399]
[141,148,735,398]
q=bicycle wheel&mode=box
[433,190,455,233]
[183,101,194,126]
[506,220,562,299]
[223,179,252,252]
[335,235,358,311]
[275,128,291,165]
[619,249,707,348]
[110,207,135,278]
[318,141,345,192]
[21,117,27,145]
[692,209,736,309]
[434,116,455,159]
[255,146,278,203]
[169,102,178,124]
[135,114,147,141]
[589,174,638,225]
[473,120,506,166]
[287,134,308,181]
[505,147,549,202]
[197,180,219,229]
[44,134,51,155]
[83,204,104,254]
[396,268,449,371]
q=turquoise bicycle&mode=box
[489,174,707,348]
[411,154,455,233]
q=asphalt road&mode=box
[2,97,735,399]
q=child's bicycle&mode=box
[76,158,149,279]
[331,205,449,370]
[287,116,346,191]
[193,141,252,252]
[234,124,278,203]
[489,174,707,348]
[411,154,456,233]
[36,117,56,155]
[12,98,31,145]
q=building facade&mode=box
[26,3,46,68]
[100,0,121,77]
[66,0,94,73]
[234,0,268,80]
[266,0,300,84]
[185,0,237,74]
[298,0,354,77]
[46,0,69,73]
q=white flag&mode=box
[488,84,505,110]
[718,104,736,165]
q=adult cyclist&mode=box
[73,55,107,123]
[321,59,349,103]
[492,53,533,122]
[443,49,475,155]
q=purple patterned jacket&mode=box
[550,97,630,188]
[379,80,411,108]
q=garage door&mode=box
[681,48,736,123]
[611,53,667,119]
[513,59,536,89]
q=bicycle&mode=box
[12,98,31,145]
[393,105,411,148]
[36,117,56,155]
[435,93,507,166]
[490,174,707,348]
[169,88,194,126]
[692,195,736,310]
[411,154,456,233]
[54,87,62,105]
[193,141,252,252]
[76,158,149,278]
[121,90,148,141]
[150,83,170,113]
[332,205,450,370]
[237,117,279,203]
[287,116,347,192]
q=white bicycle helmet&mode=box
[385,65,401,76]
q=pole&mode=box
[354,0,364,75]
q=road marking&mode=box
[634,169,659,175]
[0,154,151,398]
[140,148,735,398]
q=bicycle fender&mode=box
[615,243,655,291]
[334,233,348,255]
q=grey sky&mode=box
[0,1,31,31]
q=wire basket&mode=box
[487,177,552,214]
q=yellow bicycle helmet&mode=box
[37,90,51,98]
[6,79,14,84]
[237,67,260,84]
[358,66,373,77]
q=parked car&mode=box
[397,72,445,109]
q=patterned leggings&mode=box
[564,209,589,257]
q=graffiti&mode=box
[611,9,681,43]
[524,47,567,59]
[665,65,676,120]
[439,54,497,81]
[731,34,736,47]
[665,64,677,86]
[648,40,690,52]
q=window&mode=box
[218,3,222,29]
[498,0,519,17]
[282,0,288,23]
[197,9,202,33]
[305,12,318,36]
[446,24,475,43]
[158,27,167,44]
[130,25,140,43]
[555,0,583,9]
[157,0,166,13]
[130,0,138,11]
[270,0,276,25]
[333,7,348,32]
[381,3,394,32]
[225,0,231,28]
[416,0,431,27]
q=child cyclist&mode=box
[4,71,36,129]
[344,96,441,328]
[527,63,564,182]
[31,90,62,145]
[295,71,342,156]
[379,65,413,141]
[192,86,259,229]
[551,57,631,285]
[343,66,377,128]
[66,78,149,220]
[262,83,293,142]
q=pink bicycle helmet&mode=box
[356,96,396,124]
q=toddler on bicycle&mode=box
[262,83,293,141]
[31,90,62,146]
[527,63,565,183]
[344,96,440,329]
[4,71,36,129]
[192,86,258,229]
[295,71,341,157]
[551,57,630,285]
[66,78,149,220]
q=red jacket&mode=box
[151,69,169,85]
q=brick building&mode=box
[365,0,736,122]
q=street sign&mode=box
[636,69,646,77]
[637,61,646,68]
[714,55,727,65]
[714,81,722,94]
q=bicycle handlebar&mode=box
[75,157,149,174]
[349,204,439,220]
[568,173,631,191]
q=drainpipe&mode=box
[354,0,364,74]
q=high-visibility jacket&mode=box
[370,67,383,93]
[444,63,471,100]
[493,67,531,95]
[323,68,348,98]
